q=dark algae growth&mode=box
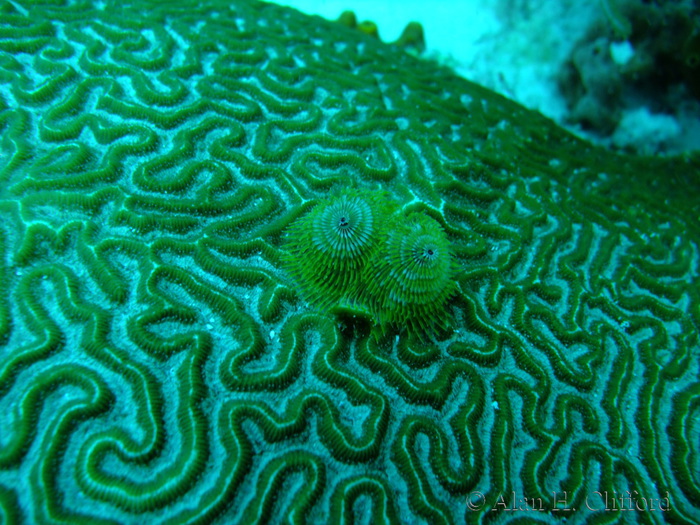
[0,0,698,523]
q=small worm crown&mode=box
[360,212,456,334]
[283,189,456,336]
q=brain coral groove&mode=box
[0,0,699,524]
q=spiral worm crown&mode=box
[284,191,386,307]
[285,191,456,335]
[360,212,456,334]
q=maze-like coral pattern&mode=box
[1,0,699,523]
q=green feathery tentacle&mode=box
[359,211,457,336]
[285,190,457,337]
[283,190,393,308]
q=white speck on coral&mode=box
[609,40,634,66]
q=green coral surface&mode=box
[0,0,699,523]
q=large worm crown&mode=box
[283,190,390,307]
[284,189,456,336]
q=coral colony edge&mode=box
[0,0,698,524]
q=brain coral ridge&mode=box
[0,0,699,524]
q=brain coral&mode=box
[0,0,699,524]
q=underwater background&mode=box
[280,0,700,156]
[0,0,698,523]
